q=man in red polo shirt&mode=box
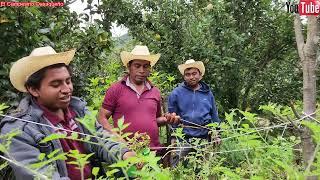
[98,45,180,152]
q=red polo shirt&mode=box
[37,101,92,180]
[102,76,162,149]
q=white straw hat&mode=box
[9,46,76,92]
[120,45,160,67]
[178,59,205,75]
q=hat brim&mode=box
[10,49,76,92]
[120,51,160,67]
[178,61,205,75]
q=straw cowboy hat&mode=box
[10,46,76,92]
[120,45,160,67]
[178,59,205,75]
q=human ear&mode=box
[26,86,40,97]
[199,74,203,81]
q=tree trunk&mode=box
[294,15,319,178]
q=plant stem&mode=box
[244,151,253,176]
[305,143,319,173]
[81,167,84,180]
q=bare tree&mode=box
[294,15,319,178]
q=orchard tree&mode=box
[0,1,114,105]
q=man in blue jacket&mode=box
[168,59,221,167]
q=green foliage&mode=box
[112,117,132,139]
[40,134,67,144]
[0,161,9,172]
[170,103,306,179]
[0,103,9,114]
[0,3,78,105]
[0,130,21,154]
[1,102,320,179]
[259,102,297,121]
[67,150,94,180]
[149,71,177,97]
[301,121,320,143]
[30,150,67,170]
[0,1,114,105]
[83,46,126,110]
[77,109,98,135]
[0,129,20,179]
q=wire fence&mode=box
[0,110,318,167]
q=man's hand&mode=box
[214,136,221,145]
[164,112,180,124]
[122,151,144,169]
[122,151,136,160]
[156,113,180,125]
[208,131,222,145]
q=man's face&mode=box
[128,59,151,85]
[28,66,73,111]
[184,68,202,87]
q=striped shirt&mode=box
[36,101,92,180]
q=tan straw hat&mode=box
[178,59,205,75]
[9,46,76,92]
[120,45,160,67]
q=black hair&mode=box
[127,60,151,67]
[128,60,133,67]
[184,67,201,75]
[24,63,72,90]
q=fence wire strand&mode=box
[0,110,318,162]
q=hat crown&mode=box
[185,59,196,64]
[131,45,150,56]
[30,46,57,57]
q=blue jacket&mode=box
[168,81,220,138]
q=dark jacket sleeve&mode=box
[168,91,178,114]
[210,91,220,123]
[89,122,130,164]
[0,119,69,180]
[81,107,130,165]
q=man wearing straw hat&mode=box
[98,45,180,154]
[0,46,136,180]
[168,59,221,167]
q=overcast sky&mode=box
[68,0,128,37]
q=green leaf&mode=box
[71,132,79,139]
[0,144,7,153]
[118,117,124,128]
[0,103,9,114]
[0,161,8,171]
[207,123,218,128]
[242,124,249,129]
[109,160,129,168]
[106,168,119,177]
[48,149,61,159]
[92,167,100,177]
[120,123,131,131]
[40,133,67,143]
[38,153,46,161]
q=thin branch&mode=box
[290,101,302,119]
[294,14,305,60]
[305,143,320,173]
[0,154,49,180]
